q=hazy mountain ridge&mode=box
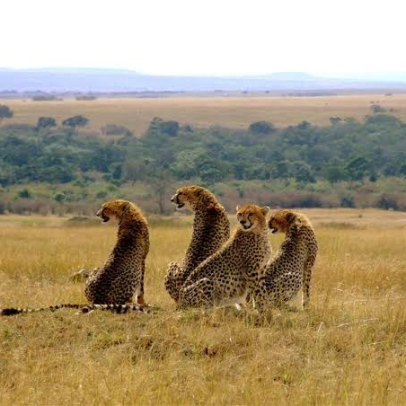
[1,68,406,92]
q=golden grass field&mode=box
[3,93,406,134]
[1,208,406,405]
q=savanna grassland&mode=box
[3,93,406,134]
[1,209,406,405]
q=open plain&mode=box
[3,93,406,135]
[1,208,406,405]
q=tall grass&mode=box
[1,214,406,405]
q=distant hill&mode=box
[1,68,406,93]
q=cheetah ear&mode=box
[122,201,131,212]
[286,212,296,223]
[261,206,270,217]
[236,205,240,212]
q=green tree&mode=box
[0,105,13,124]
[345,156,371,181]
[53,192,66,202]
[325,165,347,183]
[371,104,386,114]
[160,120,179,136]
[62,115,89,132]
[329,116,342,125]
[18,188,32,199]
[292,162,315,183]
[248,121,275,134]
[37,116,57,131]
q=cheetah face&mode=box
[171,185,204,210]
[236,204,270,232]
[96,200,131,224]
[268,210,296,234]
[268,217,280,234]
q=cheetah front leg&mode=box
[253,295,273,324]
[302,252,317,309]
[136,260,146,305]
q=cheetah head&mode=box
[268,209,297,234]
[236,204,270,232]
[170,185,217,211]
[96,200,134,224]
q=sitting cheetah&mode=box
[84,199,149,305]
[1,200,150,316]
[179,204,272,308]
[164,185,230,303]
[253,209,318,316]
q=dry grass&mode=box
[1,209,406,405]
[3,93,406,134]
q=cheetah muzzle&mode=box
[170,193,185,209]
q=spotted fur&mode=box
[0,200,150,316]
[178,204,272,308]
[253,209,318,315]
[164,185,230,303]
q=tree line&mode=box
[1,108,406,212]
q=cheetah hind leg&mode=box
[180,278,215,308]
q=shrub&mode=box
[75,95,97,101]
[53,192,66,202]
[101,124,133,136]
[248,121,275,134]
[32,95,61,101]
[370,104,386,114]
[96,190,108,199]
[37,117,57,130]
[18,188,32,199]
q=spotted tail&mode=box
[0,303,145,316]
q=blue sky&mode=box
[2,0,406,76]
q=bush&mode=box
[18,188,32,199]
[248,121,275,134]
[37,117,57,130]
[0,104,14,122]
[62,115,89,130]
[0,199,7,214]
[75,95,97,101]
[96,190,108,199]
[53,192,66,202]
[101,124,132,136]
[266,191,338,208]
[370,104,386,114]
[32,95,61,101]
[374,193,406,211]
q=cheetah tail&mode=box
[0,303,88,316]
[0,303,146,316]
[85,303,145,313]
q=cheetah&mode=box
[1,200,150,316]
[84,199,149,305]
[164,185,230,303]
[178,204,272,308]
[253,209,318,316]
